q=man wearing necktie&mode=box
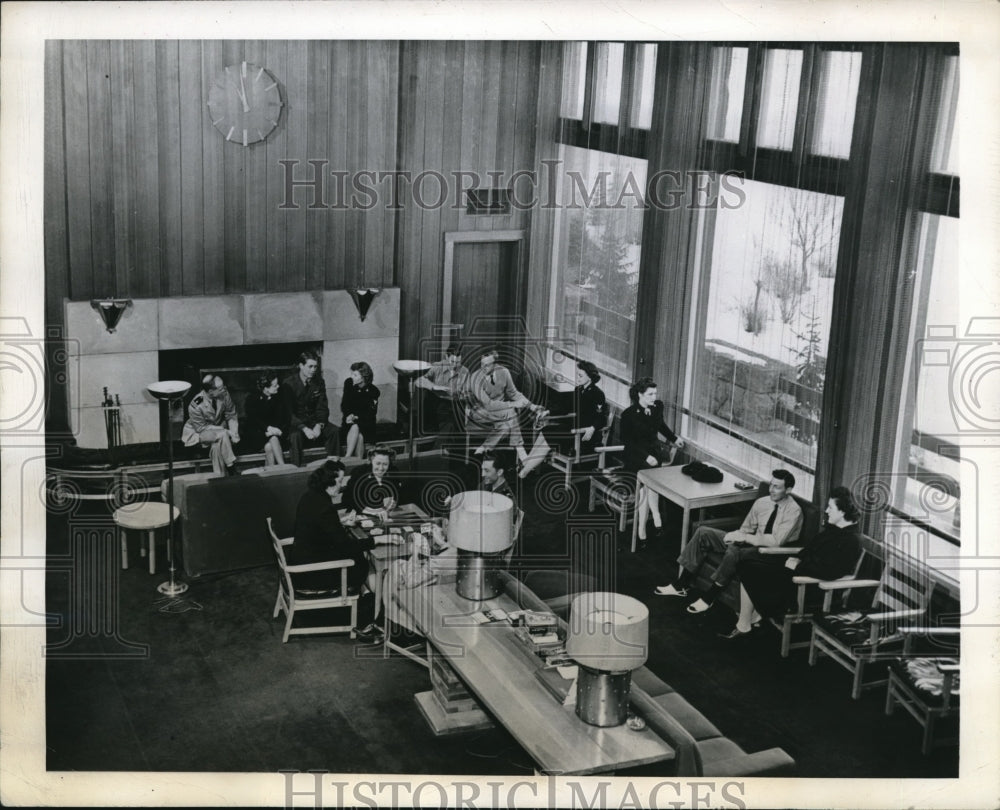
[466,344,542,462]
[655,469,803,613]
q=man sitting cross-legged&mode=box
[654,469,803,614]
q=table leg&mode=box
[148,530,156,575]
[120,529,128,570]
[680,508,691,555]
[630,481,644,553]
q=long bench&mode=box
[497,571,796,777]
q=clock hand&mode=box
[238,73,250,113]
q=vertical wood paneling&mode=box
[305,40,331,289]
[155,41,183,296]
[364,43,388,286]
[131,40,161,299]
[326,43,350,289]
[476,42,502,232]
[346,41,365,285]
[244,40,269,292]
[44,40,69,321]
[222,41,247,292]
[61,42,91,299]
[417,43,446,348]
[284,41,309,291]
[264,40,290,291]
[86,41,115,297]
[456,41,483,232]
[380,44,400,289]
[178,40,205,295]
[512,42,539,233]
[399,42,425,355]
[110,41,136,301]
[201,41,225,294]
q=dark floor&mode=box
[45,454,958,777]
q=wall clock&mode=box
[207,61,283,146]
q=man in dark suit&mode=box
[281,350,340,466]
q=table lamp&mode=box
[147,380,192,598]
[566,592,649,727]
[449,490,513,601]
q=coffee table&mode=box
[631,466,758,553]
[408,582,675,775]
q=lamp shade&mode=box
[147,380,192,401]
[449,491,513,554]
[566,592,649,673]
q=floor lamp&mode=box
[147,380,191,597]
[392,360,430,465]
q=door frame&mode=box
[441,230,526,326]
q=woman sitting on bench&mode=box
[243,372,289,466]
[341,361,380,459]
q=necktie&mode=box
[489,372,495,386]
[764,503,779,535]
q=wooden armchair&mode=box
[885,627,960,754]
[267,517,360,643]
[587,443,633,533]
[809,551,935,698]
[546,405,617,489]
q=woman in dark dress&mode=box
[722,486,863,637]
[243,372,289,466]
[620,377,684,542]
[343,444,407,515]
[287,460,390,592]
[518,360,609,478]
[341,361,380,459]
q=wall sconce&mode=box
[347,288,380,322]
[91,298,132,333]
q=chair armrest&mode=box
[594,444,624,453]
[899,627,961,637]
[701,747,797,778]
[758,546,803,555]
[791,575,823,584]
[278,537,294,547]
[818,578,880,591]
[285,558,356,574]
[868,607,925,623]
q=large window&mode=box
[685,180,842,491]
[547,145,646,401]
[549,42,658,400]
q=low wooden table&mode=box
[408,582,675,775]
[631,466,758,553]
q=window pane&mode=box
[705,46,748,142]
[892,214,962,541]
[593,43,625,125]
[548,145,646,383]
[686,179,843,494]
[756,49,803,150]
[630,43,657,129]
[930,55,959,175]
[811,50,862,158]
[560,42,588,119]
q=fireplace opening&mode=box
[158,342,324,442]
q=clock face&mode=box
[207,62,282,146]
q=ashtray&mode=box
[626,715,647,731]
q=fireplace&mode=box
[157,342,323,442]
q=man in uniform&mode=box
[414,343,470,437]
[281,350,340,467]
[181,374,240,475]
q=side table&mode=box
[114,502,180,575]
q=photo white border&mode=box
[2,1,998,807]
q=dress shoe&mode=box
[353,622,384,643]
[654,584,688,597]
[686,598,712,614]
[718,626,752,639]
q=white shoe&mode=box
[686,598,711,614]
[654,584,688,597]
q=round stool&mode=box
[113,502,180,575]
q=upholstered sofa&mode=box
[497,571,797,777]
[164,459,369,578]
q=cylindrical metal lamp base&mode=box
[455,549,507,601]
[574,665,632,727]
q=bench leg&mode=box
[148,530,156,575]
[120,529,128,570]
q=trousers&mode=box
[678,526,761,587]
[198,426,237,475]
[289,422,340,467]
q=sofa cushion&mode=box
[631,667,674,698]
[654,692,723,741]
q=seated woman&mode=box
[720,486,863,638]
[287,460,395,594]
[621,377,684,544]
[518,359,608,478]
[343,444,407,515]
[243,372,289,466]
[341,361,380,458]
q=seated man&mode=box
[281,350,340,467]
[181,374,240,476]
[655,469,803,614]
[466,344,542,462]
[479,450,517,507]
[414,343,470,437]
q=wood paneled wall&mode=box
[45,39,543,365]
[45,40,400,320]
[395,41,541,358]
